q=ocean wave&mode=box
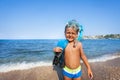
[0,61,52,72]
[88,54,120,62]
[0,54,120,72]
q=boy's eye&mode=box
[66,32,70,34]
[72,33,75,35]
[66,32,75,35]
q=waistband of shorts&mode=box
[63,66,81,73]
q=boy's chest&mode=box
[65,45,80,54]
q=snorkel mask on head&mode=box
[66,19,84,41]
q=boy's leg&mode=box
[73,77,81,80]
[64,76,72,80]
[64,75,82,80]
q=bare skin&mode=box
[53,27,93,80]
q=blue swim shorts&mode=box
[63,66,82,78]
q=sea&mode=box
[0,39,120,72]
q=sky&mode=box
[0,0,120,39]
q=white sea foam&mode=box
[0,61,52,72]
[88,54,120,62]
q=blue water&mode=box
[0,39,120,72]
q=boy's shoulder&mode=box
[77,41,82,47]
[77,40,82,44]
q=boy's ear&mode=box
[76,34,78,38]
[75,36,78,40]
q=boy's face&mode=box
[65,27,78,42]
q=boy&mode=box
[53,20,93,80]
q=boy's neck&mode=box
[68,40,77,48]
[68,40,74,43]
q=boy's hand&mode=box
[88,69,93,79]
[53,47,63,53]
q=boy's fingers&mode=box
[59,47,63,50]
[54,47,63,52]
[90,73,93,79]
[58,48,63,52]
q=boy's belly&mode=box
[65,58,81,69]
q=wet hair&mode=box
[65,20,80,34]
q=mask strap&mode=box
[77,25,83,41]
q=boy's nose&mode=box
[69,33,72,36]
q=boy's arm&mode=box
[79,43,93,79]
